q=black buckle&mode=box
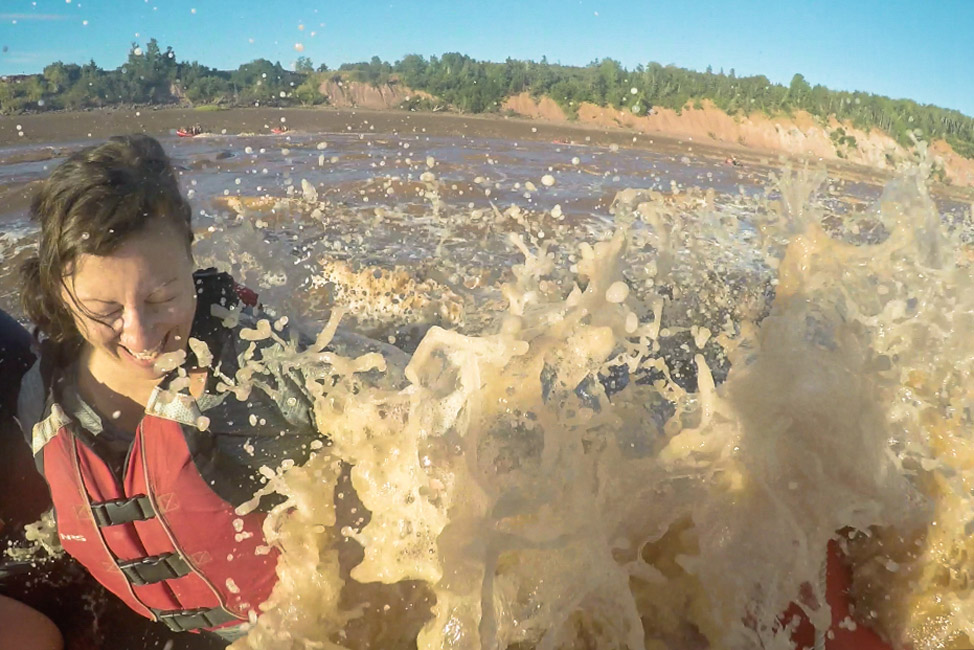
[118,552,191,586]
[90,495,154,527]
[154,606,243,632]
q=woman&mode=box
[15,134,329,644]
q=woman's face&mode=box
[63,219,196,381]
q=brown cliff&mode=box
[502,93,974,187]
[317,78,435,110]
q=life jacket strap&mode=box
[118,551,191,586]
[90,495,154,527]
[153,606,243,632]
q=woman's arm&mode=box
[0,595,63,650]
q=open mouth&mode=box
[121,331,169,364]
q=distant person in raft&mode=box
[14,134,402,644]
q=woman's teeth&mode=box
[125,340,164,360]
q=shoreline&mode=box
[1,105,758,157]
[2,106,972,203]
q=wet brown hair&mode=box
[20,134,193,350]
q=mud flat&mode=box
[4,106,969,201]
[0,106,751,158]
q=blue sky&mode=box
[1,0,972,116]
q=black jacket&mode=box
[0,309,50,573]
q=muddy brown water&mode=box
[3,108,970,322]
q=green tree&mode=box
[23,76,47,104]
[119,39,173,103]
[788,73,812,109]
[7,41,974,160]
[232,59,297,104]
[293,74,325,105]
[43,61,73,94]
[0,81,19,113]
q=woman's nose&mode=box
[119,307,157,352]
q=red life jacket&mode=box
[36,399,279,634]
[788,540,893,650]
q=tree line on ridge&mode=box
[2,40,971,159]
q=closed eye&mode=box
[93,307,122,319]
[148,295,176,305]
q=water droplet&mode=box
[625,312,638,333]
[606,281,629,303]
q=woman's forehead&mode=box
[69,227,191,297]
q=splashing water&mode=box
[187,153,974,650]
[7,143,969,648]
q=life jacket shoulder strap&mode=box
[145,388,205,429]
[31,402,71,455]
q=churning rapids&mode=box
[4,130,974,650]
